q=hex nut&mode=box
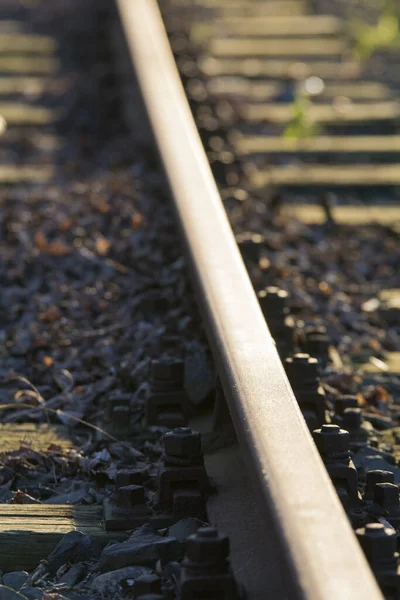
[258,286,288,317]
[111,404,131,423]
[115,468,148,488]
[342,408,362,432]
[151,358,184,383]
[303,326,330,362]
[285,353,319,384]
[335,395,358,415]
[312,424,350,456]
[373,483,400,509]
[185,527,230,564]
[365,470,394,499]
[164,427,202,458]
[237,232,265,262]
[117,485,146,508]
[356,523,397,565]
[134,574,162,595]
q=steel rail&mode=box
[116,1,383,598]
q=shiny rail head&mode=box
[116,0,384,598]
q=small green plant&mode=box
[353,7,400,60]
[282,94,319,140]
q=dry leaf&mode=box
[34,231,71,256]
[95,236,110,256]
[43,356,54,367]
[132,212,143,229]
[98,202,109,213]
[47,240,71,256]
[59,216,73,232]
[39,307,62,323]
[34,230,48,250]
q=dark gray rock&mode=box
[91,566,152,597]
[61,595,91,600]
[353,448,400,483]
[47,532,101,573]
[19,590,43,600]
[363,413,395,430]
[2,573,28,591]
[168,518,204,544]
[99,524,179,572]
[58,563,86,587]
[0,585,29,600]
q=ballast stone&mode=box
[47,531,101,573]
[99,523,179,572]
[2,573,28,591]
[91,566,153,596]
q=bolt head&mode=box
[237,232,265,261]
[286,353,316,366]
[110,404,131,425]
[151,358,184,383]
[356,523,397,565]
[373,482,400,509]
[117,485,146,509]
[185,527,230,564]
[312,424,350,456]
[115,468,147,488]
[134,574,161,595]
[285,353,319,383]
[258,286,288,315]
[342,408,362,432]
[365,470,394,498]
[164,427,202,458]
[335,395,358,415]
[303,326,330,360]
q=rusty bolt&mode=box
[373,483,400,509]
[117,485,146,509]
[365,470,394,500]
[356,523,397,567]
[164,427,202,459]
[185,527,230,565]
[312,424,350,458]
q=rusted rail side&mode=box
[116,1,383,598]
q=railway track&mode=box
[0,0,399,598]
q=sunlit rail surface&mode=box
[0,0,398,598]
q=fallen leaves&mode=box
[34,231,71,256]
[95,236,110,256]
[39,307,62,323]
[132,212,143,229]
[43,356,54,367]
